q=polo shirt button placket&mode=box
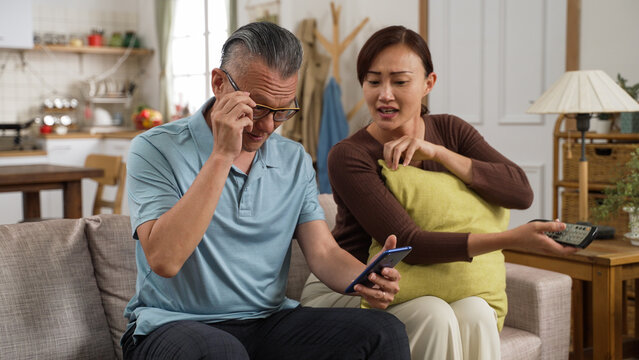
[239,184,252,217]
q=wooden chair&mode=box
[84,154,126,215]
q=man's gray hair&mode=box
[220,22,303,78]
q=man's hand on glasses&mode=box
[222,68,300,122]
[210,89,255,161]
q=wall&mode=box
[0,0,158,127]
[580,0,639,84]
[237,0,419,133]
[248,0,638,224]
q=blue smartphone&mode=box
[344,246,412,293]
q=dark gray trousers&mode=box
[122,306,410,360]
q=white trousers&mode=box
[301,274,501,360]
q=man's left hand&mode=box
[353,235,401,309]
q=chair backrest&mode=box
[84,154,126,215]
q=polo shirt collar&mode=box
[259,134,280,168]
[188,97,279,169]
[189,98,215,167]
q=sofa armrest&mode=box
[504,262,572,360]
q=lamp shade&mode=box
[527,70,639,114]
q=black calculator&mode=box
[529,219,598,249]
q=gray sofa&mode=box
[0,194,572,359]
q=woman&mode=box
[301,25,576,360]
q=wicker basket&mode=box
[561,190,629,234]
[562,143,638,183]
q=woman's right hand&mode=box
[209,91,255,161]
[507,221,579,255]
[383,135,439,170]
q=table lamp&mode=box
[527,70,639,222]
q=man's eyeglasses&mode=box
[221,69,300,122]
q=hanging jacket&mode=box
[317,77,349,194]
[280,18,330,162]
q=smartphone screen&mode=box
[344,246,412,293]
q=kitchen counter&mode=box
[0,130,143,157]
[0,150,47,157]
[39,130,144,140]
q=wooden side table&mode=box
[504,237,639,360]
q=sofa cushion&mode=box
[85,215,136,360]
[366,161,509,330]
[0,218,115,359]
[318,193,338,230]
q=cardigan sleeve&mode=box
[447,116,533,209]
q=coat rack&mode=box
[314,2,368,120]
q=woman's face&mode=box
[362,44,435,133]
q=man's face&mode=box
[228,61,298,153]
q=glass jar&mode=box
[69,34,83,47]
[109,32,123,47]
[123,31,140,48]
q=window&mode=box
[170,0,229,117]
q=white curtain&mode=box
[155,0,176,121]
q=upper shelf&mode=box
[31,44,153,56]
[556,131,639,141]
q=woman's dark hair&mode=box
[357,26,434,114]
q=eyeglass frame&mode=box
[221,69,300,122]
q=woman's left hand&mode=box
[383,135,439,170]
[507,221,580,256]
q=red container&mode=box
[87,34,103,46]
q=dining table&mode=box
[0,164,104,220]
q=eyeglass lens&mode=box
[253,106,298,121]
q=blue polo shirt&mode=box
[123,98,325,341]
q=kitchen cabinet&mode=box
[43,137,101,166]
[103,138,133,157]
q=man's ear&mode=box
[211,68,225,97]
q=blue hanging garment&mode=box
[317,77,349,194]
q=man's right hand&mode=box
[209,90,255,160]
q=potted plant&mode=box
[593,112,612,134]
[593,148,639,242]
[617,74,639,133]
